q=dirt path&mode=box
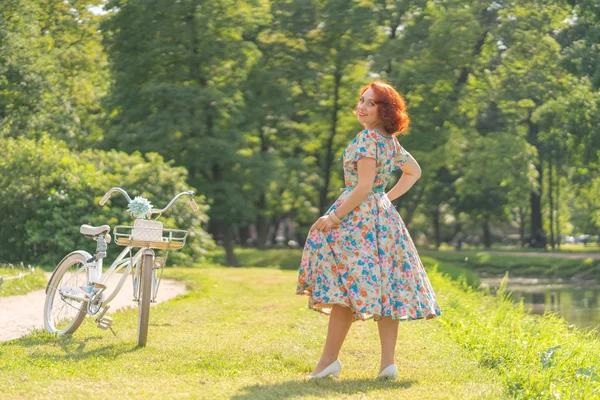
[0,272,187,342]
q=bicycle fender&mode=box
[45,250,93,294]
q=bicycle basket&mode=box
[114,219,188,250]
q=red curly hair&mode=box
[355,80,410,136]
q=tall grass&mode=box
[423,256,600,399]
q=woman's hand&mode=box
[312,215,339,232]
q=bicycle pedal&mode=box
[96,316,113,330]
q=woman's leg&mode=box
[310,305,353,375]
[377,316,399,372]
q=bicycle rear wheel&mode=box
[137,249,154,347]
[43,253,89,335]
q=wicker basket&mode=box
[114,220,188,250]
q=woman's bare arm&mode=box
[386,153,421,201]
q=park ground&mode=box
[1,250,599,399]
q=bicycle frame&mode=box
[92,245,145,306]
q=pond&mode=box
[478,275,600,332]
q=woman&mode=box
[296,81,441,380]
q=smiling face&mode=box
[356,88,381,129]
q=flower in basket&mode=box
[127,196,153,219]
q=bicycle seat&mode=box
[80,224,110,237]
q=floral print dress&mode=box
[296,129,442,322]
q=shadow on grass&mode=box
[231,378,415,400]
[8,330,140,361]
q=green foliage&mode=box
[0,0,108,148]
[0,136,214,265]
[2,0,600,263]
[101,0,264,229]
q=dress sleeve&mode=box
[394,143,409,171]
[348,130,378,163]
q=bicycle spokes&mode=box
[49,262,87,332]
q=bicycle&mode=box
[43,187,198,347]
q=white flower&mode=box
[128,196,153,219]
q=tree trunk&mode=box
[222,222,239,267]
[482,218,492,249]
[518,206,527,248]
[238,225,250,248]
[556,152,561,249]
[319,68,342,215]
[432,207,441,249]
[207,219,219,242]
[548,155,555,249]
[269,217,282,247]
[255,193,269,249]
[255,121,271,249]
[528,116,543,240]
[453,222,463,250]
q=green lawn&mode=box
[2,251,599,399]
[1,264,502,399]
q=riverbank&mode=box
[421,250,600,281]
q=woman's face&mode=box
[356,88,380,127]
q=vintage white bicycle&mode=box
[43,187,198,347]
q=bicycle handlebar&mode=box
[99,187,199,215]
[150,191,199,215]
[99,187,132,205]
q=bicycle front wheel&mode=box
[137,249,154,347]
[43,252,89,335]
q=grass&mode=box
[0,266,47,297]
[1,262,502,399]
[421,250,600,279]
[423,256,600,399]
[2,249,599,399]
[205,247,303,270]
[433,243,600,253]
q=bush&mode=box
[0,136,215,266]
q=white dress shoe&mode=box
[377,364,398,379]
[307,359,342,379]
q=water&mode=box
[478,275,600,331]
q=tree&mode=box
[0,0,108,148]
[102,0,269,265]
